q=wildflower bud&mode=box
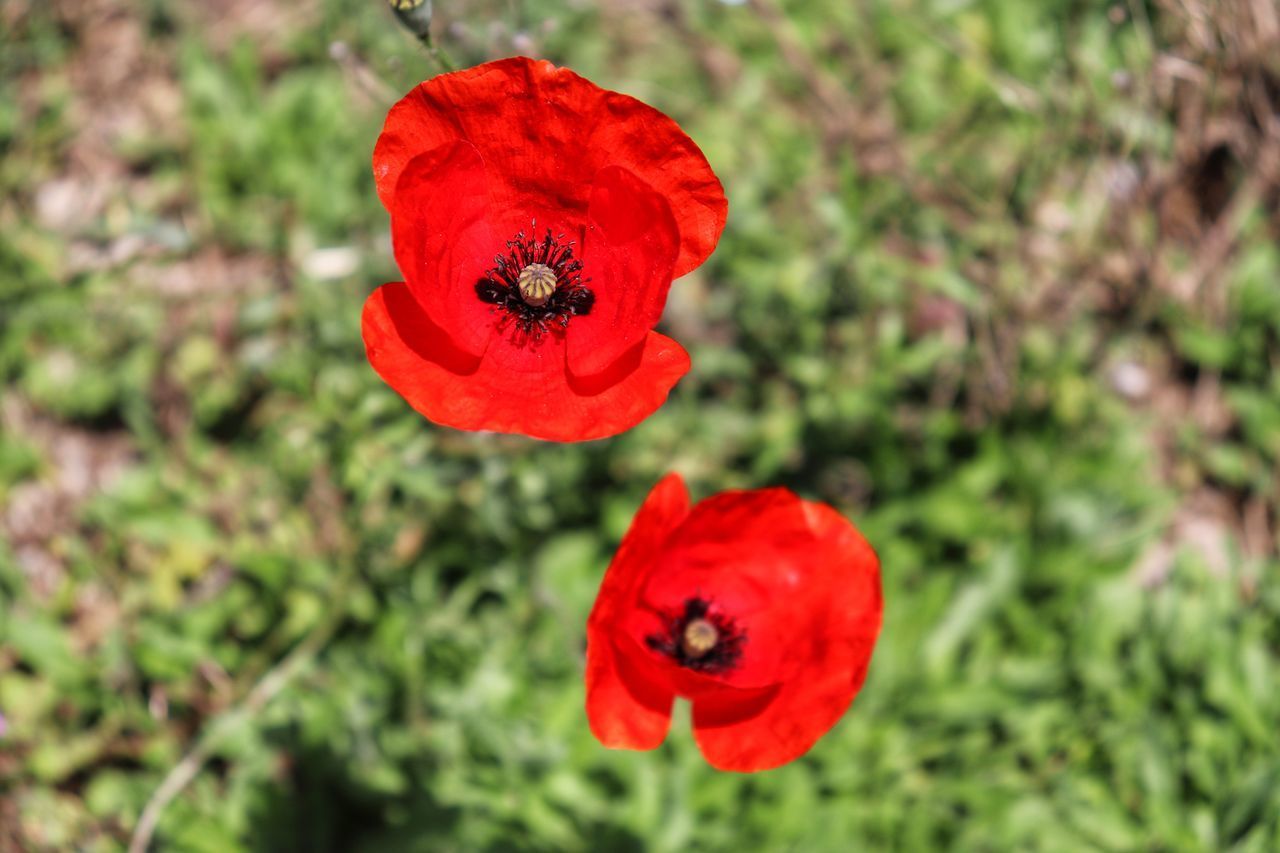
[388,0,433,40]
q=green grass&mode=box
[1,0,1278,849]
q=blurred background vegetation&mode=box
[2,0,1279,849]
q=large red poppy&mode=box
[585,474,883,772]
[362,57,727,441]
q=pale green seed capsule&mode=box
[517,263,558,308]
[681,619,719,659]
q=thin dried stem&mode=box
[127,561,355,852]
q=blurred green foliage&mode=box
[1,0,1278,850]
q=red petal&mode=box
[689,499,882,772]
[373,57,726,278]
[389,141,497,358]
[585,474,691,749]
[585,634,676,751]
[567,166,680,379]
[362,283,689,441]
[589,474,692,625]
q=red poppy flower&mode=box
[585,474,883,772]
[362,57,727,441]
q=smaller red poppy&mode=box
[585,474,883,772]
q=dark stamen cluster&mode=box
[646,597,746,675]
[476,227,595,343]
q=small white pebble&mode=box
[302,247,360,280]
[1110,360,1151,400]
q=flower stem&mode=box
[416,28,457,74]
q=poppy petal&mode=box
[389,141,497,358]
[585,636,676,750]
[567,166,680,380]
[373,57,726,278]
[690,500,882,772]
[590,473,691,621]
[362,283,690,441]
[586,474,690,749]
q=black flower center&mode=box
[646,597,745,675]
[475,227,595,343]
